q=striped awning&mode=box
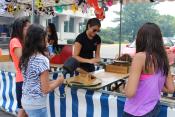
[16,0,175,7]
[123,0,175,4]
[17,0,74,7]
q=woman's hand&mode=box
[41,71,64,94]
[163,72,174,93]
[88,58,100,64]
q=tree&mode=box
[114,3,160,42]
[100,3,175,43]
[99,27,119,43]
[158,15,175,37]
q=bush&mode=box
[102,39,114,44]
[67,39,74,44]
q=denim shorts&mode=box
[123,101,160,117]
[25,107,48,117]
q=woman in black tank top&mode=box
[73,18,102,72]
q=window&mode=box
[64,21,69,32]
[0,24,11,46]
[79,22,84,33]
[48,19,52,24]
[64,17,74,33]
[52,16,59,32]
[0,17,14,49]
[46,19,51,27]
[46,17,59,32]
[69,18,74,33]
[79,19,88,33]
[34,15,40,24]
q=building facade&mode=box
[0,8,93,48]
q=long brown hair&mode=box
[19,24,47,71]
[11,17,30,45]
[47,23,58,50]
[136,23,169,76]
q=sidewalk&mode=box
[1,44,127,59]
[0,110,15,117]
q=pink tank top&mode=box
[124,71,165,116]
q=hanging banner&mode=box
[55,5,63,13]
[81,2,88,13]
[0,0,5,15]
[106,0,113,6]
[71,3,78,13]
[87,0,105,20]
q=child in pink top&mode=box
[10,38,23,82]
[124,23,174,117]
[9,17,30,117]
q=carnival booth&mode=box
[1,0,175,117]
[1,54,175,117]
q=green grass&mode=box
[114,41,129,44]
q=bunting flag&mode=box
[0,1,5,15]
[87,0,105,20]
[106,0,113,6]
[71,3,78,13]
[81,2,88,13]
[55,5,63,13]
[0,0,113,18]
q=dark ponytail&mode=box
[86,18,101,31]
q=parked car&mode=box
[122,38,175,65]
[0,48,2,56]
[169,37,175,44]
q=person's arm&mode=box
[94,44,101,62]
[40,70,64,94]
[10,39,22,59]
[14,47,22,59]
[162,72,174,93]
[125,53,145,98]
[94,36,101,63]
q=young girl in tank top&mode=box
[124,23,174,117]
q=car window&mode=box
[169,38,175,44]
[163,38,174,47]
[129,41,136,48]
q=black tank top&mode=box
[75,32,101,72]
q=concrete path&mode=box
[0,110,15,117]
[1,44,127,59]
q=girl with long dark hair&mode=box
[124,23,174,117]
[19,24,64,117]
[73,18,101,72]
[47,23,59,54]
[9,17,30,117]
